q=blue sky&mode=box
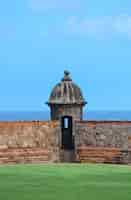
[0,0,131,111]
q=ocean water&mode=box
[0,111,131,121]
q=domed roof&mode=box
[47,71,87,105]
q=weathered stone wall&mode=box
[128,135,131,163]
[50,104,83,120]
[0,120,131,164]
[75,121,131,164]
[0,121,61,164]
[75,121,129,149]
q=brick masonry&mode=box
[0,120,131,164]
[0,121,61,164]
[75,121,131,164]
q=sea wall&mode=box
[75,121,131,164]
[0,120,131,164]
[0,121,60,164]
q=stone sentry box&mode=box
[47,71,87,162]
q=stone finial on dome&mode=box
[62,70,72,81]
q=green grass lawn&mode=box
[0,164,130,200]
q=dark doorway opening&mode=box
[61,116,74,150]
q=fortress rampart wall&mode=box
[75,121,131,164]
[0,121,60,164]
[0,120,130,164]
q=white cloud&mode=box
[29,1,131,39]
[30,0,81,12]
[64,15,131,39]
[114,15,131,37]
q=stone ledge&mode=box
[0,121,58,128]
[76,120,131,127]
